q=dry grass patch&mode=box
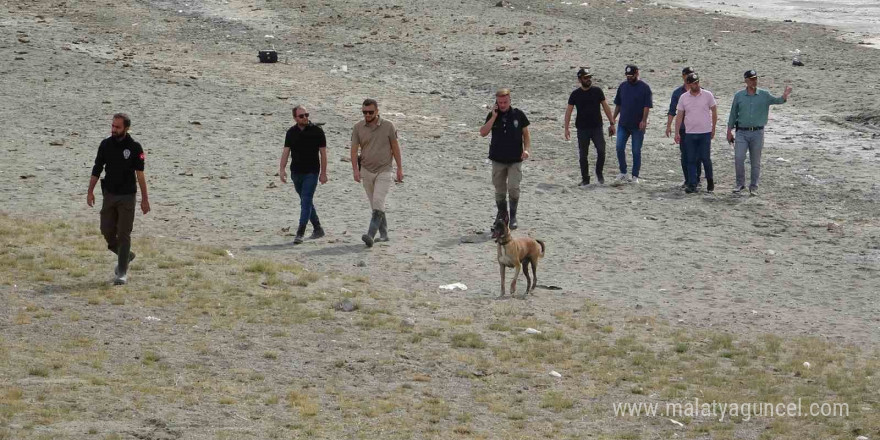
[1,214,879,439]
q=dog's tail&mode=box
[536,239,545,258]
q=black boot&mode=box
[495,199,508,224]
[114,243,131,285]
[509,198,519,230]
[706,178,715,193]
[309,224,325,240]
[109,244,135,263]
[376,211,389,242]
[362,210,380,247]
[294,224,307,244]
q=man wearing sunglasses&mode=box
[351,98,404,247]
[280,105,328,244]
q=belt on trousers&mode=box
[736,126,764,131]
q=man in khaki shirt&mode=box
[351,98,404,247]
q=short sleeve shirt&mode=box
[485,108,530,164]
[676,89,717,134]
[613,80,653,129]
[567,87,606,129]
[284,123,326,174]
[351,117,397,173]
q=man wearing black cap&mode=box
[674,73,717,194]
[86,113,150,285]
[612,64,653,183]
[564,68,616,185]
[666,66,702,189]
[726,70,792,195]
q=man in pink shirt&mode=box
[674,73,717,193]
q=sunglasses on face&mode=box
[362,110,376,115]
[296,113,309,118]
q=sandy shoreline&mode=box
[656,0,880,47]
[2,0,879,348]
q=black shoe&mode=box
[685,185,696,194]
[733,185,746,193]
[361,234,374,247]
[597,175,605,185]
[579,180,590,187]
[706,179,715,193]
[309,226,325,240]
[293,235,304,244]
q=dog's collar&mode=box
[495,235,512,245]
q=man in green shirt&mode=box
[726,70,792,195]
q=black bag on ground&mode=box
[258,50,277,63]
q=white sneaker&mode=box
[616,173,627,181]
[631,176,640,184]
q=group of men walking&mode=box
[564,65,792,196]
[86,66,792,285]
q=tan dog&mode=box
[491,218,545,298]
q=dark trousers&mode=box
[292,173,320,228]
[100,192,136,253]
[685,133,713,187]
[678,128,702,185]
[576,127,606,182]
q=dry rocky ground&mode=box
[1,0,879,438]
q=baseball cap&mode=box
[744,69,758,79]
[685,73,700,83]
[682,66,695,75]
[577,67,592,78]
[625,64,639,75]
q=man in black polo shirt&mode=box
[564,68,616,185]
[479,88,531,229]
[280,105,328,244]
[87,113,150,285]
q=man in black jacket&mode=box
[479,88,531,229]
[87,113,150,285]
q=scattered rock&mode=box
[49,140,64,146]
[401,317,416,327]
[356,260,366,267]
[267,181,277,188]
[19,174,36,179]
[549,370,562,378]
[189,121,201,125]
[335,299,357,312]
[525,328,541,334]
[18,37,29,43]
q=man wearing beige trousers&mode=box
[351,98,404,247]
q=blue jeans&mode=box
[685,133,713,187]
[678,128,702,185]
[615,124,645,177]
[292,173,320,228]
